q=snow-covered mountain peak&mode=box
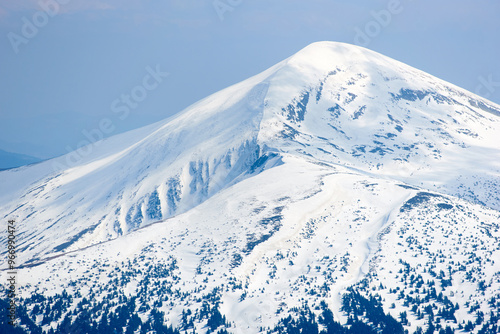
[1,41,500,267]
[285,41,389,73]
[2,42,500,334]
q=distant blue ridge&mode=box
[0,149,42,170]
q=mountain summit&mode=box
[1,42,500,333]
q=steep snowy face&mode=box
[0,63,280,264]
[1,41,500,266]
[261,42,500,210]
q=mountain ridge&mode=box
[0,148,42,170]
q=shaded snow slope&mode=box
[6,155,500,333]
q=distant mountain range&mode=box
[1,42,499,334]
[0,149,41,170]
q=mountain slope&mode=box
[4,155,500,333]
[1,42,500,333]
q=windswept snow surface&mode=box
[1,42,500,333]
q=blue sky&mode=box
[1,0,499,159]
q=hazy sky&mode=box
[1,0,499,159]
